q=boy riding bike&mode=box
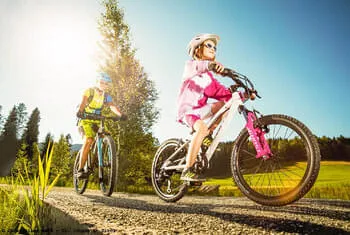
[177,33,233,182]
[76,72,126,179]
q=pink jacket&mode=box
[177,60,232,124]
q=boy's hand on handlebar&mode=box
[112,114,127,121]
[76,110,84,118]
[120,114,128,121]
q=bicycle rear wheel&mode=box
[73,150,89,194]
[99,135,118,197]
[151,138,188,202]
[231,114,320,206]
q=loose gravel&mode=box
[45,187,350,234]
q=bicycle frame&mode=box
[85,119,110,177]
[162,91,272,172]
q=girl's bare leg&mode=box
[185,120,209,169]
[185,101,225,170]
[209,101,225,132]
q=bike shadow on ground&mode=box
[190,197,350,222]
[83,193,349,234]
[301,198,350,209]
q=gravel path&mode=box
[45,187,350,234]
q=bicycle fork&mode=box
[97,137,104,181]
[240,106,272,160]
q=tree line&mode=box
[205,135,350,178]
[0,104,40,176]
[2,100,349,184]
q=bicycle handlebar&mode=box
[208,62,261,99]
[79,113,122,121]
[223,68,261,99]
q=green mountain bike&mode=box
[73,114,121,196]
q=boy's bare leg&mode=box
[79,137,93,170]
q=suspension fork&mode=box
[240,105,272,159]
[97,135,104,179]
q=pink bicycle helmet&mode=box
[187,33,220,58]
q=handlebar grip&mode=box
[208,63,236,77]
[82,114,102,120]
[208,62,216,71]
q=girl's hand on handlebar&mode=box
[250,93,256,100]
[214,62,225,74]
[243,90,257,100]
[208,61,224,74]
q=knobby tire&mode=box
[231,114,320,206]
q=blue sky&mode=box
[0,0,349,144]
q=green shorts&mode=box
[78,119,101,138]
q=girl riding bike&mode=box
[177,33,253,182]
[152,34,320,205]
[76,72,126,179]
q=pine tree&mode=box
[98,0,159,187]
[0,106,19,176]
[51,134,72,186]
[41,132,54,159]
[16,103,27,139]
[30,142,40,177]
[0,105,3,134]
[21,108,40,160]
[65,133,72,148]
[12,142,30,177]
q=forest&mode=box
[0,102,349,184]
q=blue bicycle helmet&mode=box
[97,72,112,83]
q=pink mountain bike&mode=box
[151,67,321,206]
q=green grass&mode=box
[312,161,350,186]
[204,161,350,199]
[71,161,350,199]
[0,143,60,234]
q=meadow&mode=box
[59,161,350,199]
[203,161,350,200]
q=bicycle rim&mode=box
[151,139,187,202]
[232,114,320,206]
[99,135,117,196]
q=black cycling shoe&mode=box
[77,169,88,179]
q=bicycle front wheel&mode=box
[73,150,89,194]
[99,135,118,196]
[231,114,320,206]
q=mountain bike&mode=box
[73,114,121,197]
[151,67,321,206]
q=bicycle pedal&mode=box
[190,181,203,187]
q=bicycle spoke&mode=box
[241,149,256,159]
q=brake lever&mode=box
[251,89,261,99]
[253,89,261,99]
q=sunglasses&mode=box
[204,43,217,51]
[100,81,111,85]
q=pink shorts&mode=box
[184,104,213,128]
